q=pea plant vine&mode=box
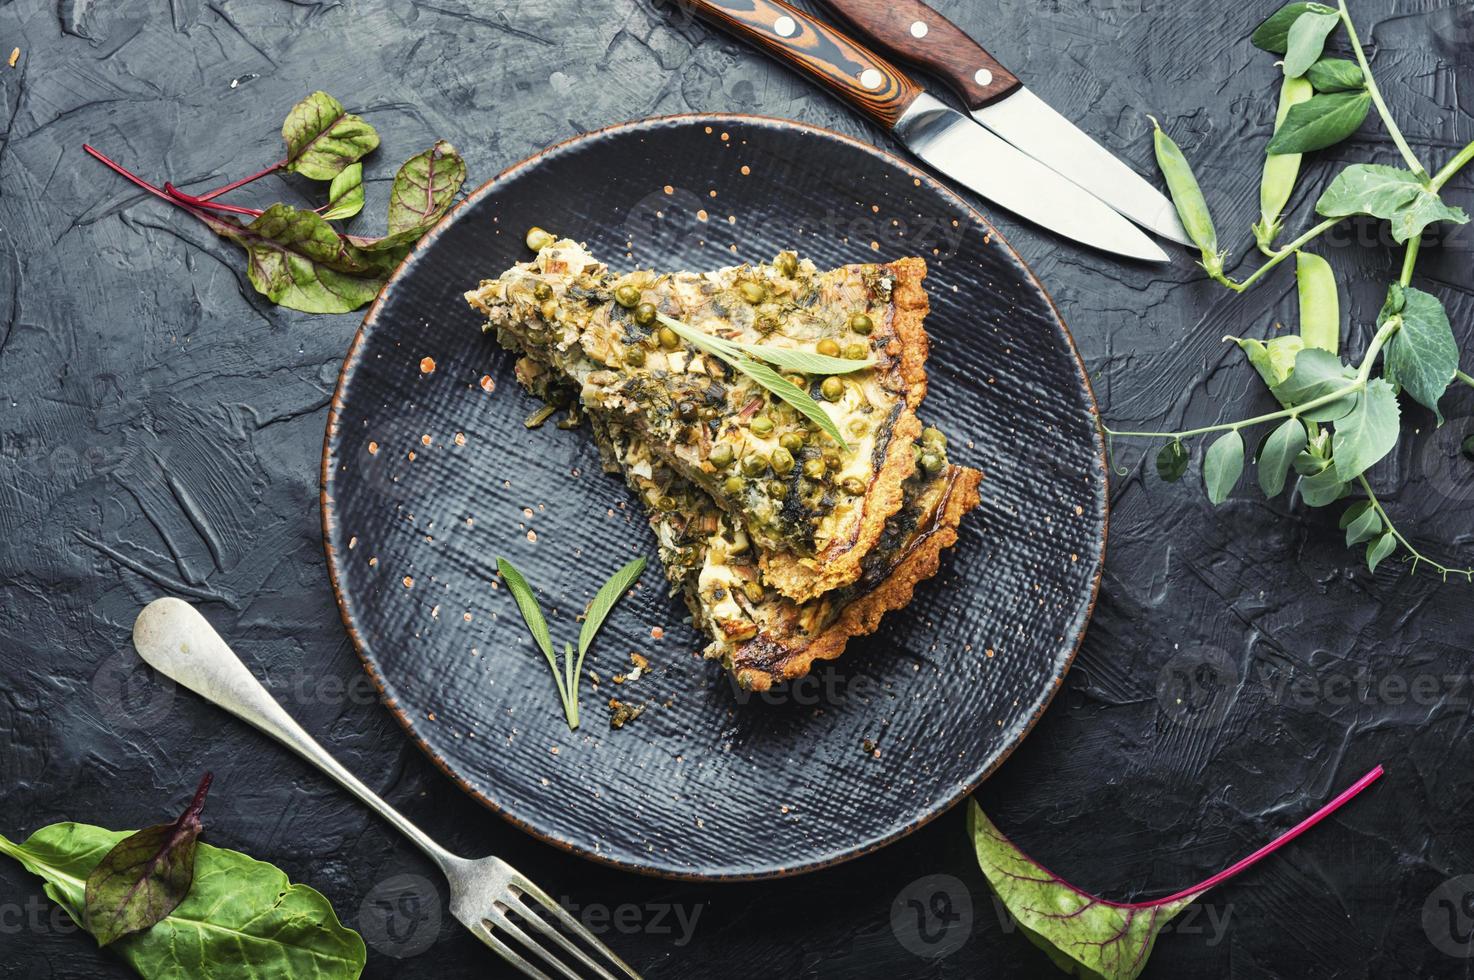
[1108,0,1474,581]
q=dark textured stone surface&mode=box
[0,0,1471,977]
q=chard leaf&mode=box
[1341,500,1383,545]
[282,91,380,180]
[1282,11,1340,78]
[1203,430,1245,505]
[1270,347,1358,421]
[1315,164,1468,243]
[320,163,365,221]
[1258,417,1308,497]
[1251,2,1337,54]
[1331,379,1400,480]
[84,774,211,946]
[0,822,365,978]
[1366,531,1397,571]
[578,557,646,658]
[1266,90,1372,154]
[1156,440,1189,482]
[1305,57,1365,92]
[1384,287,1458,421]
[233,204,397,314]
[387,140,466,236]
[1295,251,1339,354]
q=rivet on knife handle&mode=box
[680,0,924,129]
[817,0,1020,109]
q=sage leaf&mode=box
[1271,347,1358,421]
[1298,459,1347,506]
[320,163,365,221]
[496,558,558,664]
[1295,251,1339,354]
[1258,417,1308,497]
[1151,118,1222,274]
[233,204,397,314]
[1282,11,1340,78]
[1156,440,1190,482]
[1203,430,1245,505]
[656,313,871,374]
[1366,531,1397,571]
[1385,287,1458,421]
[1315,163,1469,243]
[1305,57,1365,92]
[0,822,366,978]
[281,91,380,180]
[578,557,646,658]
[1251,2,1337,54]
[1266,90,1372,154]
[1341,500,1383,545]
[1255,75,1314,246]
[84,774,211,946]
[387,140,466,236]
[1331,379,1400,480]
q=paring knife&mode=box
[817,0,1192,246]
[680,0,1168,263]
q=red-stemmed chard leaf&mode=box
[386,140,465,236]
[970,765,1383,979]
[83,773,213,946]
[281,91,380,180]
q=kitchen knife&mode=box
[817,0,1192,245]
[680,0,1168,262]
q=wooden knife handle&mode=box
[818,0,1020,109]
[681,0,923,129]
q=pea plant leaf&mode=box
[1156,440,1190,482]
[1315,163,1469,243]
[1203,430,1245,505]
[1282,11,1340,78]
[970,767,1384,980]
[281,91,380,180]
[386,140,466,236]
[1340,500,1383,545]
[1251,2,1338,54]
[1233,334,1304,395]
[1331,379,1400,481]
[1258,417,1308,497]
[320,163,365,221]
[0,822,366,978]
[1270,347,1358,421]
[1266,90,1372,154]
[83,774,212,946]
[1298,458,1348,507]
[1305,57,1365,92]
[1366,531,1398,571]
[1384,287,1459,421]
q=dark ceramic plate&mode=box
[321,114,1106,880]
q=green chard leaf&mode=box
[1282,11,1341,78]
[1384,287,1458,421]
[1203,430,1246,505]
[1366,531,1398,571]
[1150,118,1223,275]
[386,140,466,237]
[1266,90,1372,154]
[1270,347,1358,421]
[84,774,211,946]
[0,822,365,978]
[1305,57,1365,92]
[282,91,380,180]
[1331,378,1400,480]
[1295,251,1339,354]
[1315,163,1469,243]
[1251,2,1338,54]
[320,163,365,221]
[1340,500,1383,545]
[1156,440,1190,482]
[228,204,398,314]
[1255,75,1315,247]
[1258,417,1308,497]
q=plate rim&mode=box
[319,111,1109,881]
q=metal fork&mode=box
[132,597,642,980]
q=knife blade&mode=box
[816,0,1192,246]
[677,0,1168,262]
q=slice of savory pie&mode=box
[466,239,929,604]
[587,408,981,691]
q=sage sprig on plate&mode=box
[1107,0,1474,580]
[497,556,647,730]
[83,91,466,314]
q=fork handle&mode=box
[816,0,1020,108]
[132,597,458,872]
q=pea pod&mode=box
[1295,250,1339,354]
[1150,117,1223,276]
[1253,75,1314,252]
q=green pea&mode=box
[779,432,805,454]
[533,282,552,301]
[742,454,768,477]
[919,452,943,474]
[634,302,657,326]
[816,338,841,357]
[739,281,767,305]
[614,283,641,308]
[847,418,867,438]
[657,326,680,349]
[770,447,794,474]
[843,343,868,360]
[656,495,677,511]
[820,377,844,401]
[709,443,734,468]
[921,427,947,450]
[766,480,787,500]
[525,226,553,251]
[1150,116,1222,276]
[848,312,872,335]
[749,415,774,436]
[722,476,745,496]
[624,347,646,367]
[803,457,826,480]
[743,580,765,602]
[841,477,865,495]
[773,252,798,277]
